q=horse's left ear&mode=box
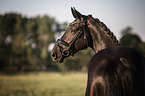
[71,7,83,19]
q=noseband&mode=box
[55,16,88,57]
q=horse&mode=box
[51,8,145,96]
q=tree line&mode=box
[0,13,144,73]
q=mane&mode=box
[95,18,120,46]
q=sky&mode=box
[0,0,145,41]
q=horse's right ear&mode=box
[120,58,130,68]
[71,7,82,19]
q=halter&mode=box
[55,16,88,57]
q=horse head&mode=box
[51,8,120,63]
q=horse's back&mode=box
[88,46,145,96]
[89,46,145,70]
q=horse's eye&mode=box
[71,24,80,33]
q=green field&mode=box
[0,72,87,96]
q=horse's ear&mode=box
[71,7,82,19]
[120,58,130,68]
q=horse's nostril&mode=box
[51,53,55,57]
[51,52,57,60]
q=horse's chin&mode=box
[58,57,64,63]
[57,52,75,63]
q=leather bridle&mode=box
[55,16,88,57]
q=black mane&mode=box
[94,18,120,46]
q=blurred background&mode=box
[0,0,145,96]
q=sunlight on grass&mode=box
[0,72,87,96]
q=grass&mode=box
[0,72,87,96]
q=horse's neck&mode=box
[88,18,120,53]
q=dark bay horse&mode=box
[51,8,145,96]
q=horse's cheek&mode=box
[75,40,85,50]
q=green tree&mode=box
[120,26,145,56]
[0,13,63,73]
[0,13,28,72]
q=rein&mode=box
[55,16,88,57]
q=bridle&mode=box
[55,16,88,57]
